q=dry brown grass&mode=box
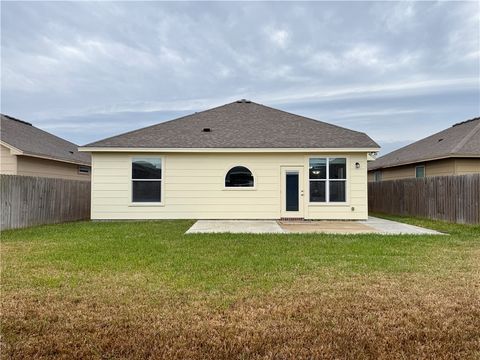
[2,219,479,359]
[2,273,479,360]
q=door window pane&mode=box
[309,158,326,179]
[329,181,346,202]
[329,158,346,179]
[286,173,299,211]
[310,181,326,202]
[132,181,161,202]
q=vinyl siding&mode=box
[426,158,456,176]
[91,152,368,220]
[368,157,480,181]
[16,155,91,180]
[0,144,17,174]
[371,164,415,181]
[455,158,480,174]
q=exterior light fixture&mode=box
[355,162,360,169]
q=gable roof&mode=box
[369,117,480,171]
[1,114,90,165]
[83,100,379,149]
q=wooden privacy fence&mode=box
[368,174,480,224]
[1,175,91,230]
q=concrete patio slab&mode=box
[185,217,443,235]
[279,220,377,234]
[186,220,285,234]
[360,216,443,235]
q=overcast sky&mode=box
[1,1,479,154]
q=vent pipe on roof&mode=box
[202,128,211,132]
[236,99,251,103]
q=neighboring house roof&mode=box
[0,114,90,165]
[369,117,480,171]
[83,100,379,149]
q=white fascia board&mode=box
[79,147,380,153]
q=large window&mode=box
[225,166,254,187]
[309,158,346,203]
[132,158,162,202]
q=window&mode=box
[374,171,382,182]
[225,166,254,187]
[415,165,425,178]
[78,165,90,174]
[132,158,162,202]
[309,158,347,203]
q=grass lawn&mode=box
[1,215,479,359]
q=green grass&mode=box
[2,217,478,296]
[2,216,479,359]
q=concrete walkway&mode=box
[186,217,442,235]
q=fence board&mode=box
[368,174,480,224]
[0,175,91,230]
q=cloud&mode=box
[265,27,290,49]
[1,1,478,153]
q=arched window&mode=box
[225,166,254,187]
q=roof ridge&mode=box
[83,101,236,146]
[250,101,368,135]
[451,118,480,154]
[82,100,379,149]
[1,114,32,126]
[1,114,79,147]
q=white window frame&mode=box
[415,165,425,178]
[308,157,348,205]
[223,165,256,191]
[129,155,165,206]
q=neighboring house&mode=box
[368,117,480,182]
[0,114,91,180]
[80,100,379,220]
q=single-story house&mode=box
[79,100,379,220]
[1,114,91,180]
[368,117,480,182]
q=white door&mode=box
[280,166,304,218]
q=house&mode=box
[0,114,91,180]
[368,117,480,182]
[79,100,379,220]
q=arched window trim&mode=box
[224,165,256,190]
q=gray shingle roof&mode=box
[1,114,90,165]
[84,100,379,149]
[369,117,480,171]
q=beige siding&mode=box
[376,164,415,181]
[426,158,456,176]
[91,152,369,220]
[368,158,480,181]
[455,158,480,174]
[0,145,17,174]
[16,156,91,180]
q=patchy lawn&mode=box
[1,216,479,359]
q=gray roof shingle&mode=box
[84,100,379,149]
[369,117,480,171]
[1,114,90,165]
